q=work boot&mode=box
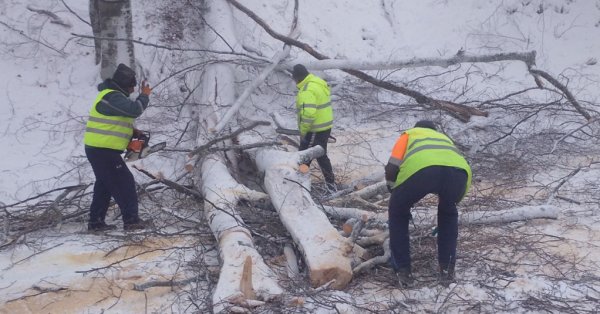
[88,222,117,232]
[123,218,154,231]
[439,263,456,287]
[395,267,414,288]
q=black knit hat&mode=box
[414,120,437,130]
[112,63,137,89]
[292,64,309,82]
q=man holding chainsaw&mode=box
[83,63,152,232]
[385,120,472,287]
[292,64,336,192]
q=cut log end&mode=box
[298,164,310,174]
[310,267,352,290]
[240,256,256,300]
[342,223,353,235]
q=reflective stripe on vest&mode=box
[296,74,333,133]
[393,127,472,198]
[83,89,134,151]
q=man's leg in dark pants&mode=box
[388,167,440,271]
[312,129,335,187]
[436,167,467,270]
[85,147,140,225]
[89,180,112,225]
[300,130,335,188]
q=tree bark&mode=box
[252,146,353,289]
[191,1,284,311]
[201,157,283,311]
[89,0,136,78]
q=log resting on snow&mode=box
[252,145,353,289]
[201,156,283,310]
[323,203,559,227]
[353,238,390,274]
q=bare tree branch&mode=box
[226,0,489,122]
[529,68,592,121]
[70,33,269,61]
[187,120,270,157]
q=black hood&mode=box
[98,79,129,96]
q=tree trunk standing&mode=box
[189,2,284,311]
[89,0,136,79]
[88,0,101,64]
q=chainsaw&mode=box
[124,131,166,162]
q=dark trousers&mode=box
[299,129,335,187]
[388,166,467,271]
[85,146,140,225]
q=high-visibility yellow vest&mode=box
[83,89,134,151]
[296,74,333,134]
[394,127,472,198]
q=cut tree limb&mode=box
[283,244,300,279]
[213,46,293,133]
[353,238,390,274]
[188,120,271,157]
[283,51,536,72]
[324,203,559,227]
[347,204,559,273]
[226,0,491,122]
[212,0,298,134]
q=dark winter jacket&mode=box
[96,79,149,118]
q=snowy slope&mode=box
[1,0,599,313]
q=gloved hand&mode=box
[133,128,143,137]
[141,80,152,96]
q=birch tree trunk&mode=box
[252,147,354,289]
[89,0,136,78]
[191,2,283,312]
[201,157,283,312]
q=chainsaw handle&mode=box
[132,129,150,141]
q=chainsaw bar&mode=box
[140,142,167,158]
[125,142,167,162]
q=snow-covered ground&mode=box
[1,0,599,313]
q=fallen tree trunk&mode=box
[202,0,352,290]
[251,145,353,289]
[201,157,283,309]
[192,2,283,311]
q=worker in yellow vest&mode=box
[292,64,336,192]
[385,120,472,287]
[83,63,152,232]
